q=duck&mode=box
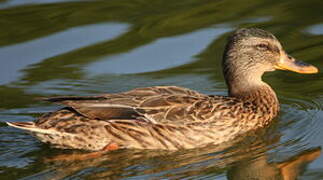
[7,28,318,152]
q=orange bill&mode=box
[274,55,318,74]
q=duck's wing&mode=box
[42,86,240,125]
[43,86,205,103]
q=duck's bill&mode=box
[274,55,318,74]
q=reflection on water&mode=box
[86,27,230,75]
[0,23,128,85]
[306,24,323,35]
[228,147,321,180]
[0,0,323,179]
[0,0,79,9]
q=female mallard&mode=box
[7,28,318,151]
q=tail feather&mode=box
[7,121,84,150]
[6,121,35,129]
[6,121,69,136]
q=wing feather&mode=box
[38,86,241,124]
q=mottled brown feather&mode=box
[7,85,279,151]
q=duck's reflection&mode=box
[227,147,321,180]
[38,128,320,180]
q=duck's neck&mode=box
[228,78,280,120]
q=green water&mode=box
[0,0,322,179]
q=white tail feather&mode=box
[6,122,75,137]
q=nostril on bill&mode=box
[295,60,312,67]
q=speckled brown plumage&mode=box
[7,28,318,151]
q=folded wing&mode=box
[42,86,241,125]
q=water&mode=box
[0,0,322,179]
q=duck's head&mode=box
[223,28,318,96]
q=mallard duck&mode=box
[7,28,318,151]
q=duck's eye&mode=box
[256,44,269,51]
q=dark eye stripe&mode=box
[257,44,268,48]
[271,45,280,53]
[255,43,279,53]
